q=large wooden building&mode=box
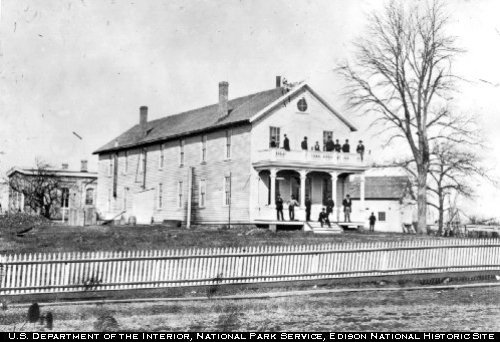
[94,78,370,225]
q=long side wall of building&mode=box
[97,125,252,224]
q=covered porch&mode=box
[251,167,367,225]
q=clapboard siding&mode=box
[97,125,252,223]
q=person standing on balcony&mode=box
[270,137,277,148]
[326,196,335,220]
[369,212,376,231]
[288,195,299,221]
[343,194,352,222]
[283,134,290,151]
[301,137,308,150]
[314,141,321,151]
[325,136,335,152]
[276,195,284,221]
[305,195,312,221]
[334,139,342,152]
[342,139,350,153]
[356,140,365,161]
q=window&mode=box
[177,181,183,208]
[157,183,163,209]
[223,176,231,206]
[201,135,207,163]
[179,139,185,166]
[378,212,386,222]
[159,144,165,169]
[225,130,232,159]
[199,179,206,208]
[61,188,69,208]
[269,126,280,148]
[85,188,94,205]
[297,97,308,112]
[108,156,113,177]
[124,151,128,174]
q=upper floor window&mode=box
[225,130,232,160]
[269,126,280,148]
[179,139,185,166]
[123,151,128,174]
[297,97,308,112]
[85,188,94,205]
[159,144,165,170]
[199,179,206,208]
[201,135,207,163]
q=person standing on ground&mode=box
[342,194,352,222]
[288,195,299,221]
[369,212,376,231]
[318,208,331,228]
[326,196,335,220]
[283,134,290,151]
[356,140,365,161]
[305,195,312,222]
[276,195,284,221]
[301,137,308,150]
[342,139,350,153]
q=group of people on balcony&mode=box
[270,135,365,161]
[275,193,353,227]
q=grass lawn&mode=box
[0,223,450,254]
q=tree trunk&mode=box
[416,171,427,234]
[437,195,444,235]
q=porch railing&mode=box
[255,149,366,166]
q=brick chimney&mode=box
[140,106,148,132]
[218,81,229,118]
[276,76,282,88]
[81,160,88,172]
[61,163,69,170]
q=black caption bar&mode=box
[2,332,498,342]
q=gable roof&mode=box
[7,167,97,179]
[346,176,412,200]
[93,82,357,154]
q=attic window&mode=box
[297,97,308,112]
[146,127,154,135]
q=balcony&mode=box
[253,149,367,170]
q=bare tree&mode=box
[338,0,462,233]
[8,160,61,218]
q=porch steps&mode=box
[304,222,343,234]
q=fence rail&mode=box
[1,239,500,295]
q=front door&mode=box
[322,178,332,205]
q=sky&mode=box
[1,0,500,218]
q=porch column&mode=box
[270,168,277,209]
[330,171,339,221]
[299,169,307,208]
[360,173,366,212]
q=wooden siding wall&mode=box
[97,125,252,223]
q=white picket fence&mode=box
[1,239,500,296]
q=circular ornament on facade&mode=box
[297,97,308,112]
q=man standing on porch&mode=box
[326,196,335,220]
[301,137,308,150]
[288,195,299,221]
[276,195,284,221]
[305,195,312,221]
[283,134,290,151]
[343,194,352,222]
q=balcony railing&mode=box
[254,149,366,167]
